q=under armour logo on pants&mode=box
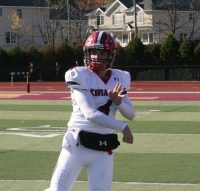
[99,140,107,146]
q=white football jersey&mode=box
[65,66,133,134]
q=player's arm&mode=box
[73,89,133,144]
[108,71,135,120]
[108,83,135,120]
[72,88,126,131]
[117,96,135,120]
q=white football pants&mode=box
[45,128,114,191]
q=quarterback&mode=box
[45,31,135,191]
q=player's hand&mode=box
[108,83,127,105]
[122,126,133,144]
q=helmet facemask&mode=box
[84,47,115,72]
[83,31,116,72]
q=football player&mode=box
[45,31,135,191]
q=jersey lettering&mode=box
[90,89,108,96]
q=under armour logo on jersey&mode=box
[114,77,119,81]
[99,140,107,146]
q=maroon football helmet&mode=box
[83,31,116,72]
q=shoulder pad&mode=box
[65,67,89,90]
[112,69,131,90]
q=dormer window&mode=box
[112,12,124,25]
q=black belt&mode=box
[79,130,120,151]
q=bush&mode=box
[160,34,179,65]
[144,44,161,66]
[125,37,145,66]
[73,45,84,67]
[8,46,27,70]
[179,39,194,65]
[26,45,42,64]
[55,42,75,80]
[55,42,74,68]
[113,46,129,67]
[26,46,43,81]
[194,42,200,65]
[160,34,180,80]
[41,43,56,81]
[41,43,56,66]
[0,47,9,66]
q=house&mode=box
[0,0,88,50]
[86,0,200,46]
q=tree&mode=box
[160,34,179,64]
[179,38,194,65]
[160,34,179,79]
[113,46,129,68]
[155,0,189,36]
[187,0,200,39]
[73,45,84,67]
[42,43,56,66]
[55,42,74,67]
[46,1,106,45]
[194,42,200,64]
[8,46,27,70]
[125,37,145,66]
[41,43,56,80]
[26,45,42,65]
[37,7,60,45]
[9,10,30,46]
[125,37,145,80]
[0,48,9,66]
[144,44,161,66]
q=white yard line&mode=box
[0,132,62,138]
[0,180,199,186]
[0,131,199,137]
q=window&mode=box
[97,15,104,26]
[149,33,153,42]
[6,32,16,43]
[114,34,128,44]
[50,9,67,20]
[122,34,128,43]
[112,12,124,25]
[137,12,144,23]
[0,8,2,17]
[142,33,154,44]
[16,9,22,19]
[180,33,187,40]
[142,33,148,43]
[189,13,193,20]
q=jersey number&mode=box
[98,99,112,115]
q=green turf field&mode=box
[0,100,200,191]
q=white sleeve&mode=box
[117,70,135,120]
[72,89,127,131]
[65,67,89,90]
[118,97,135,120]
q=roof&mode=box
[85,0,200,17]
[100,2,112,12]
